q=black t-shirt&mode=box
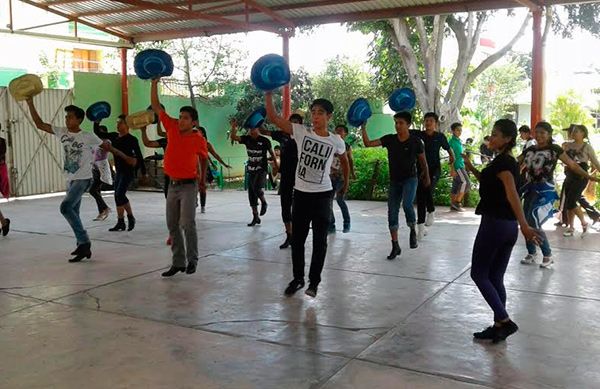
[476,153,520,220]
[101,133,145,175]
[240,135,271,172]
[380,134,424,182]
[271,131,297,181]
[410,130,450,171]
[520,144,563,184]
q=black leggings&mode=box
[291,189,333,285]
[416,168,440,224]
[247,171,266,208]
[114,171,133,207]
[280,180,294,224]
[89,167,108,213]
[563,174,588,211]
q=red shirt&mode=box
[159,111,208,180]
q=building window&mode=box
[72,49,101,72]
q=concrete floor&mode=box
[1,189,599,389]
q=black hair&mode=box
[65,105,85,121]
[535,121,553,135]
[518,125,531,133]
[199,126,207,139]
[423,112,439,122]
[393,111,412,125]
[466,138,473,144]
[274,145,281,150]
[493,119,517,154]
[483,135,491,141]
[335,124,349,134]
[98,125,108,133]
[450,122,462,131]
[310,98,334,114]
[117,114,127,121]
[180,106,199,122]
[289,113,303,124]
[571,124,589,139]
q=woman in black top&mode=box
[95,115,145,232]
[0,135,10,236]
[464,119,537,344]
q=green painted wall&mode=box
[73,72,248,176]
[0,68,27,87]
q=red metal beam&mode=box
[244,0,295,29]
[111,0,280,33]
[282,32,291,119]
[121,48,129,115]
[530,8,544,128]
[18,0,132,41]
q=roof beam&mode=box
[515,0,542,11]
[111,0,281,33]
[244,0,295,28]
[18,0,132,41]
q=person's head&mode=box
[178,106,199,132]
[450,122,462,138]
[64,105,85,130]
[116,114,129,134]
[423,112,439,132]
[335,124,349,139]
[466,137,473,145]
[534,121,553,146]
[483,135,490,145]
[274,145,281,156]
[248,127,260,138]
[488,119,517,154]
[289,113,303,125]
[310,98,333,130]
[393,111,412,135]
[571,124,589,142]
[518,125,531,140]
[199,126,208,139]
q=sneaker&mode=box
[520,254,537,265]
[201,206,206,214]
[416,223,426,241]
[343,224,351,233]
[450,202,465,212]
[563,228,574,237]
[305,283,318,298]
[492,320,519,344]
[409,227,418,249]
[284,279,305,296]
[473,325,496,340]
[425,211,435,226]
[539,256,554,268]
[93,208,110,221]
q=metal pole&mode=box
[282,32,291,120]
[120,47,129,115]
[530,8,544,129]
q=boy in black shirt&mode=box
[231,122,277,226]
[260,113,301,248]
[362,111,430,259]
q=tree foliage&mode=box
[548,90,595,130]
[312,56,378,125]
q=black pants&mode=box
[416,168,440,224]
[291,189,333,285]
[89,167,109,213]
[280,179,294,224]
[248,171,266,207]
[114,171,133,207]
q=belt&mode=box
[170,178,197,186]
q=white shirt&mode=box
[292,123,346,193]
[53,126,103,182]
[524,138,537,150]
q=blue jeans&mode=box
[388,177,418,231]
[329,175,350,228]
[60,179,92,245]
[523,190,552,257]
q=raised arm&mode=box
[150,79,163,116]
[264,92,293,134]
[208,142,231,168]
[25,98,53,134]
[360,123,381,147]
[230,119,242,143]
[139,127,161,148]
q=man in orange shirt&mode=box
[151,78,209,277]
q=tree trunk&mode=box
[180,40,197,110]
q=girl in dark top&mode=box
[198,126,231,214]
[0,135,10,236]
[517,121,598,268]
[464,119,537,343]
[95,115,146,232]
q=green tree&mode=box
[548,90,595,130]
[312,56,378,125]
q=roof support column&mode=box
[120,47,129,115]
[282,31,291,120]
[530,7,544,129]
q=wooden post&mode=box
[530,8,544,129]
[120,47,129,115]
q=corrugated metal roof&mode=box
[20,0,585,42]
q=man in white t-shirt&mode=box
[26,99,134,262]
[266,92,349,298]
